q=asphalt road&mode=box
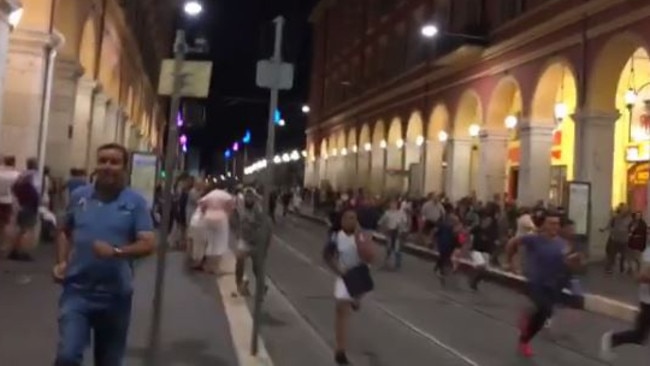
[0,247,239,366]
[261,215,649,366]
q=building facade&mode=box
[0,0,173,178]
[305,0,650,256]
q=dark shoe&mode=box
[335,351,350,365]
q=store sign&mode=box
[628,163,650,186]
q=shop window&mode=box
[549,165,567,207]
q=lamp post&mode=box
[420,23,487,42]
[148,3,203,364]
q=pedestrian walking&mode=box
[52,143,155,366]
[377,199,408,270]
[190,186,234,274]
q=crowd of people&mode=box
[306,188,650,363]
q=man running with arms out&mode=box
[52,143,155,366]
[505,210,581,357]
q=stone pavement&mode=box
[0,244,240,366]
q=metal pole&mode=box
[251,15,284,356]
[36,41,58,193]
[147,29,186,366]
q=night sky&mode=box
[183,0,319,172]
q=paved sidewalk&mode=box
[0,245,239,366]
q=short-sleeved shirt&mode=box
[63,185,154,295]
[521,234,567,288]
[336,231,361,272]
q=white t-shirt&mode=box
[0,167,19,204]
[639,247,650,304]
[516,213,536,236]
[336,231,360,272]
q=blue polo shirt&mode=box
[63,185,154,295]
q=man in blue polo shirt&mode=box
[52,143,155,366]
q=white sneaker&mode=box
[600,331,616,361]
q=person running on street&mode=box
[600,244,650,360]
[505,210,581,357]
[377,199,408,270]
[323,208,375,365]
[52,143,155,366]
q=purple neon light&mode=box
[176,112,184,127]
[179,134,188,145]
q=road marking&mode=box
[216,253,274,366]
[273,234,482,366]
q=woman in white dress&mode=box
[191,187,234,274]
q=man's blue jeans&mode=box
[54,288,132,366]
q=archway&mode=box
[345,128,358,190]
[335,130,346,191]
[610,44,650,213]
[386,118,404,194]
[530,59,578,206]
[425,104,450,194]
[485,77,523,201]
[358,124,372,193]
[370,121,386,195]
[405,111,424,169]
[451,90,483,198]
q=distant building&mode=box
[305,0,650,259]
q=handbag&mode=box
[342,264,374,298]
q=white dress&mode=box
[194,189,233,258]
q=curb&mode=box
[291,210,639,322]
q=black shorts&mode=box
[17,208,38,230]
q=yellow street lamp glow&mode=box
[8,7,23,28]
[396,139,404,149]
[438,130,448,142]
[183,1,203,16]
[380,139,387,149]
[352,145,358,153]
[331,148,337,156]
[421,24,439,38]
[273,155,281,164]
[504,115,518,129]
[341,148,348,156]
[301,150,307,158]
[282,153,290,162]
[290,150,300,161]
[364,142,372,151]
[415,135,425,146]
[468,124,480,137]
[625,88,638,107]
[554,102,568,121]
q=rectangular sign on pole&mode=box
[158,60,213,98]
[256,60,294,90]
[129,152,158,208]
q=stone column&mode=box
[70,77,95,171]
[477,130,508,202]
[0,1,18,143]
[356,149,370,191]
[573,111,619,259]
[370,146,386,195]
[444,138,473,202]
[47,58,82,178]
[517,121,554,206]
[0,29,58,168]
[88,92,109,169]
[424,140,444,195]
[104,102,120,144]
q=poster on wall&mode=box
[567,181,590,236]
[129,152,158,208]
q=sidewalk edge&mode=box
[216,254,274,366]
[291,210,639,322]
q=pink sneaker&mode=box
[518,342,533,358]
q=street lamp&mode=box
[554,102,568,123]
[8,6,23,28]
[438,130,448,142]
[504,115,518,129]
[380,139,387,149]
[625,88,638,108]
[468,124,480,137]
[290,150,300,161]
[396,139,404,149]
[415,135,425,146]
[421,24,439,38]
[302,105,310,114]
[364,142,372,152]
[278,118,286,127]
[183,0,203,16]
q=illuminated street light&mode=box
[290,150,300,161]
[380,139,387,149]
[278,118,286,127]
[233,142,239,152]
[301,150,307,158]
[625,88,638,108]
[352,145,358,153]
[341,148,348,156]
[273,155,281,164]
[421,24,439,38]
[364,142,372,151]
[468,124,480,137]
[183,1,203,16]
[302,105,310,114]
[396,139,404,149]
[282,153,290,162]
[438,130,448,142]
[554,102,568,122]
[415,135,425,146]
[504,115,518,129]
[8,7,23,28]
